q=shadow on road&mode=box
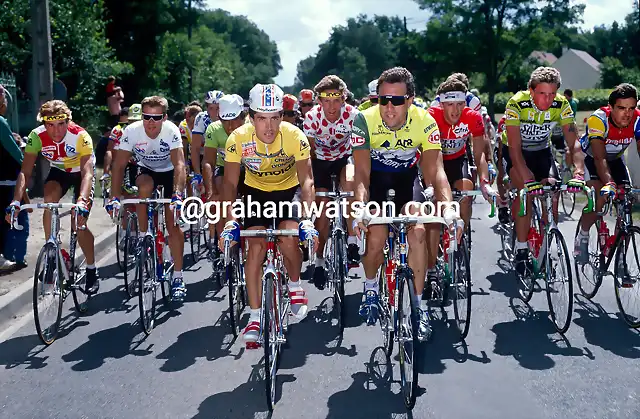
[326,347,415,419]
[573,295,640,359]
[193,360,294,419]
[491,297,586,370]
[486,259,521,299]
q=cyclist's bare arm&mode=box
[12,152,38,203]
[591,139,613,185]
[221,161,241,224]
[352,148,370,203]
[296,158,315,217]
[104,140,115,176]
[306,136,316,159]
[170,148,186,194]
[420,149,452,203]
[506,126,533,181]
[111,149,132,198]
[471,134,489,182]
[79,155,95,202]
[190,133,204,175]
[562,122,585,176]
[203,147,219,196]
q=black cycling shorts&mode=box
[45,168,96,212]
[137,167,174,199]
[503,146,560,182]
[124,163,138,188]
[242,185,300,229]
[369,167,420,211]
[584,155,630,185]
[312,156,349,190]
[551,134,566,151]
[443,156,472,185]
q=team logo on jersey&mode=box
[452,122,469,138]
[160,140,170,153]
[588,127,604,136]
[505,109,519,121]
[300,139,310,151]
[424,122,436,133]
[41,151,54,159]
[241,141,256,157]
[428,131,440,144]
[561,106,573,119]
[227,144,236,154]
[351,134,366,147]
[65,144,76,154]
[243,157,262,171]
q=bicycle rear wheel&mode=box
[545,228,573,334]
[519,201,541,303]
[116,223,124,272]
[452,238,472,340]
[123,214,139,298]
[614,226,640,328]
[189,221,201,263]
[333,232,346,338]
[33,243,63,346]
[137,237,157,335]
[378,253,394,358]
[397,268,419,410]
[263,272,279,412]
[561,191,576,217]
[228,247,245,338]
[574,219,604,299]
[69,232,89,313]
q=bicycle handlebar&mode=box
[518,184,595,217]
[315,191,354,199]
[451,189,497,218]
[11,203,83,231]
[359,215,448,256]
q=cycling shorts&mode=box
[369,167,421,211]
[137,167,174,199]
[551,134,566,151]
[584,155,630,185]
[503,146,560,182]
[242,185,300,229]
[443,155,472,185]
[312,156,349,190]
[45,168,96,212]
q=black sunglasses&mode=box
[283,110,297,117]
[142,113,165,121]
[378,95,408,106]
[300,102,314,107]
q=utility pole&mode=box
[404,16,408,38]
[188,0,193,98]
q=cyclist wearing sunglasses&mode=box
[302,75,361,289]
[190,90,224,191]
[221,83,318,347]
[505,67,585,277]
[298,89,315,118]
[107,95,188,301]
[351,67,456,340]
[574,83,640,267]
[357,79,379,111]
[422,78,494,287]
[7,100,100,294]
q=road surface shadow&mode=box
[277,298,358,371]
[485,256,521,298]
[0,310,89,369]
[183,274,225,304]
[418,306,491,375]
[490,297,586,370]
[61,322,154,371]
[156,311,244,372]
[573,295,640,359]
[193,360,294,419]
[326,347,415,419]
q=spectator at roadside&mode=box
[4,137,29,269]
[563,89,579,117]
[0,85,24,270]
[106,76,125,128]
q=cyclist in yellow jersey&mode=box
[505,67,585,276]
[220,83,318,348]
[351,67,457,341]
[7,100,99,293]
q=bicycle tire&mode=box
[397,267,419,410]
[228,247,245,338]
[160,223,172,306]
[33,243,63,346]
[138,236,156,335]
[574,219,604,299]
[561,191,576,217]
[263,272,278,412]
[333,232,346,338]
[452,237,472,340]
[116,223,124,271]
[189,222,200,263]
[519,201,541,303]
[545,227,574,334]
[123,214,139,298]
[614,226,640,328]
[378,251,394,358]
[69,231,89,313]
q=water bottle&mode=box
[599,221,609,255]
[60,248,72,273]
[156,233,165,279]
[443,228,451,263]
[528,227,542,258]
[385,261,395,306]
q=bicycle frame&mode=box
[597,185,640,272]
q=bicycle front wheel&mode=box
[333,232,346,338]
[137,237,157,335]
[614,226,640,328]
[397,268,419,410]
[574,219,604,299]
[123,214,139,298]
[452,237,472,340]
[116,223,124,272]
[378,256,394,357]
[561,191,576,217]
[33,243,63,346]
[228,247,245,338]
[263,272,279,412]
[545,228,574,334]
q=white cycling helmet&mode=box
[248,83,284,113]
[368,79,378,97]
[205,90,224,104]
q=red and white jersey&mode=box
[303,104,359,161]
[428,106,484,160]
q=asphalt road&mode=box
[0,202,639,419]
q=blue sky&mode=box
[206,0,635,86]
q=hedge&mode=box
[480,89,612,112]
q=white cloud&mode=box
[206,0,634,86]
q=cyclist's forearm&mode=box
[473,136,489,181]
[80,164,95,202]
[174,160,186,194]
[190,136,203,174]
[569,135,585,175]
[12,172,27,202]
[111,158,125,198]
[595,157,613,185]
[104,150,113,176]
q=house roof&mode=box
[570,49,601,71]
[529,51,558,64]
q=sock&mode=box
[315,257,325,268]
[288,279,302,291]
[365,277,378,292]
[174,270,183,279]
[420,299,429,311]
[86,264,95,270]
[347,236,357,245]
[249,308,260,322]
[579,228,590,238]
[414,295,421,308]
[515,241,528,251]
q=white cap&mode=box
[249,83,284,113]
[368,79,378,97]
[218,94,244,120]
[205,90,224,104]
